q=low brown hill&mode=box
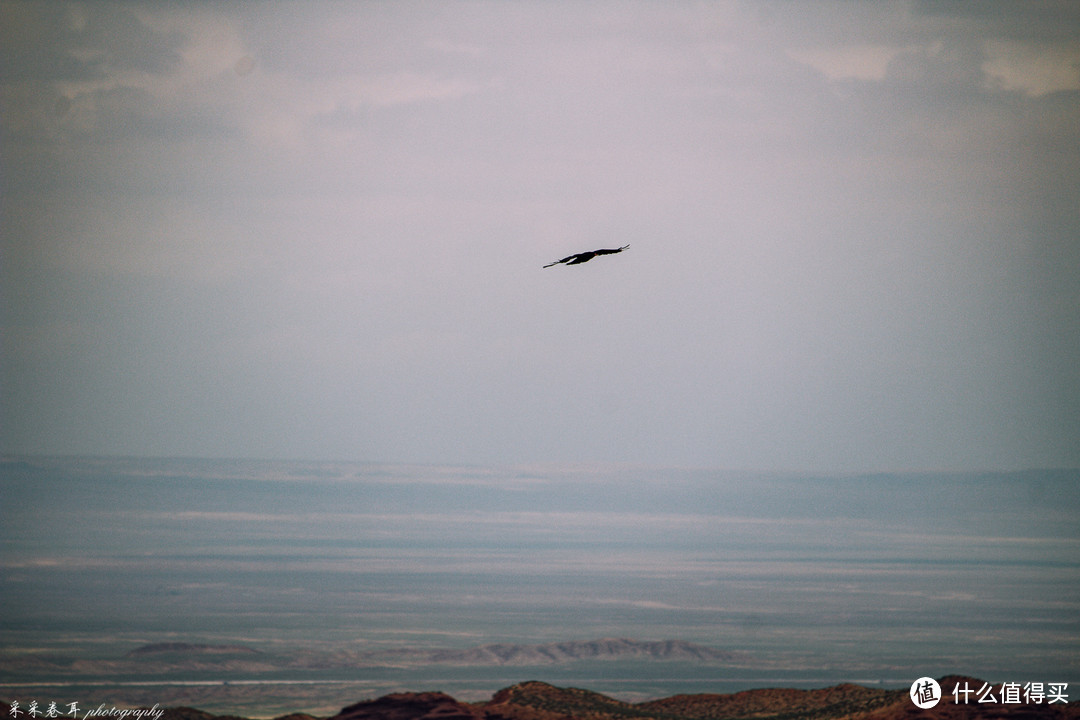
[482,679,1080,720]
[485,681,656,720]
[329,692,484,720]
[639,682,901,719]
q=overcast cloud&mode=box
[2,0,1078,471]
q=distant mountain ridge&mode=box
[374,638,740,666]
[113,638,741,669]
[127,642,263,657]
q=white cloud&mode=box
[122,6,247,85]
[982,39,1080,96]
[786,44,913,82]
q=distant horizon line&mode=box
[1,451,1076,478]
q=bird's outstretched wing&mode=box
[593,244,630,255]
[543,253,583,268]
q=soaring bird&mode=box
[543,244,629,268]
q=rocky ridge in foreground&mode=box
[328,678,1080,720]
[6,677,1073,720]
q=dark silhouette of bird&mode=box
[543,244,629,268]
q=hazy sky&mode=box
[2,1,1079,471]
